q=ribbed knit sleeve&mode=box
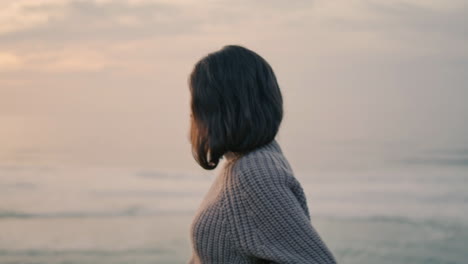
[226,159,337,264]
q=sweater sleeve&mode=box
[226,165,336,264]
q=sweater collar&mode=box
[260,138,282,154]
[224,138,282,162]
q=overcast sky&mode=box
[1,0,467,172]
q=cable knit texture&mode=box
[188,139,337,264]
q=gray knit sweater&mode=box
[188,139,337,263]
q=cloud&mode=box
[0,0,318,45]
[277,0,468,62]
[0,52,22,70]
[0,47,122,73]
[0,0,316,73]
[27,49,111,72]
[0,1,60,34]
[0,0,199,44]
[365,1,468,37]
[0,0,206,73]
[319,0,468,40]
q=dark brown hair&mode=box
[189,45,283,170]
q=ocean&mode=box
[0,161,467,264]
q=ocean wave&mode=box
[0,207,194,219]
[393,156,468,167]
[0,248,165,257]
[89,190,203,197]
[135,170,212,180]
[316,214,467,230]
[0,182,37,190]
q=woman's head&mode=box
[189,45,283,170]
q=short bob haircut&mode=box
[189,45,283,170]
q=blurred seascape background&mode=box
[1,0,467,263]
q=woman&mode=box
[188,45,336,264]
